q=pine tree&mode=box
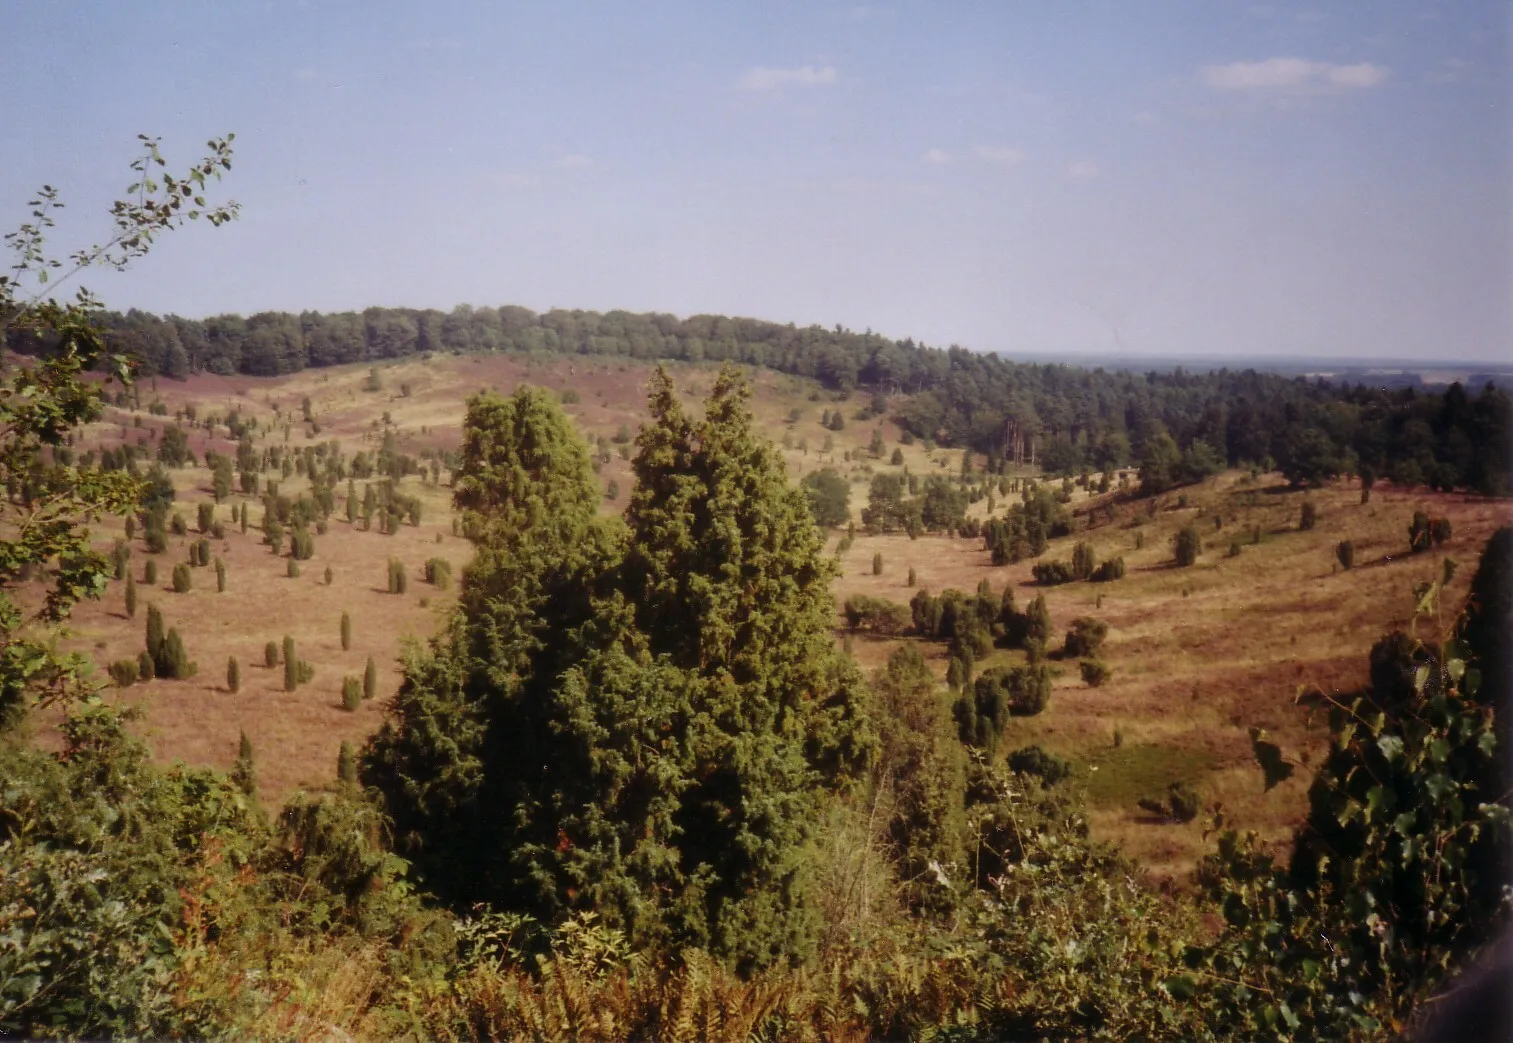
[215,557,226,592]
[363,655,377,701]
[227,655,240,693]
[231,731,256,797]
[144,559,158,585]
[265,640,279,668]
[340,610,351,651]
[337,740,357,783]
[873,551,884,575]
[282,636,297,692]
[124,574,137,618]
[341,675,361,710]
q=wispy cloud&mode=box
[1201,57,1388,91]
[737,65,838,91]
[923,148,951,165]
[973,145,1024,167]
[554,154,593,169]
[1067,160,1099,181]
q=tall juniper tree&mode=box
[363,370,871,970]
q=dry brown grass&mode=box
[831,472,1511,878]
[56,358,1513,885]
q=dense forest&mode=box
[8,303,1506,495]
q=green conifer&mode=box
[231,731,256,796]
[145,603,165,662]
[340,611,352,651]
[364,370,871,968]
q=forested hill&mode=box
[14,303,1511,495]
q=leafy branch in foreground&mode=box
[0,135,237,727]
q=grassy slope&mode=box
[52,352,1511,880]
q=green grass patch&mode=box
[1075,743,1219,809]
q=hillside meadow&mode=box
[44,351,1509,882]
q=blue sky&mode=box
[4,1,1509,361]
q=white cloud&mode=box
[923,148,951,165]
[1326,62,1388,88]
[1067,160,1099,180]
[973,145,1024,167]
[1201,57,1388,91]
[737,65,838,91]
[554,154,593,169]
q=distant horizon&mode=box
[89,296,1510,377]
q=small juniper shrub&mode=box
[1080,658,1112,687]
[108,659,139,687]
[1336,539,1355,570]
[424,558,452,589]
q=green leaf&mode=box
[1478,803,1511,827]
[1376,734,1404,762]
[1423,773,1454,800]
[1161,974,1197,1001]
